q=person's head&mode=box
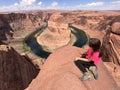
[88,38,101,52]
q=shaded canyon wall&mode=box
[0,45,39,90]
[0,11,120,65]
[0,12,51,42]
[102,22,120,65]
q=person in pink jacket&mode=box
[74,38,101,81]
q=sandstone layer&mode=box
[0,45,39,90]
[26,46,118,90]
[37,21,71,52]
[36,11,120,52]
[0,10,120,88]
[102,22,120,65]
[0,12,49,41]
[101,22,120,87]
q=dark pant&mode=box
[74,60,96,73]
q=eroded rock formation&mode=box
[26,46,118,90]
[37,20,71,52]
[102,22,120,65]
[0,12,49,42]
[0,45,39,90]
[37,11,120,52]
[0,10,120,89]
[101,22,120,87]
[0,10,120,45]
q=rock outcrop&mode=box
[1,11,119,47]
[101,22,120,87]
[0,12,49,42]
[102,22,120,65]
[0,45,39,90]
[36,11,120,52]
[37,14,71,52]
[0,10,120,89]
[26,46,118,90]
[112,22,120,34]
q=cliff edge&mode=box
[0,45,39,90]
[26,46,118,90]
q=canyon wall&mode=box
[102,22,120,65]
[0,11,120,41]
[0,10,120,65]
[0,10,120,89]
[0,45,39,90]
[0,11,50,42]
[1,11,120,41]
[48,11,120,65]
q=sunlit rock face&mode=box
[0,10,120,45]
[112,22,120,34]
[0,12,48,41]
[104,62,120,87]
[0,10,120,89]
[37,13,71,52]
[36,11,120,52]
[37,25,71,52]
[0,45,39,90]
[26,46,118,90]
[102,22,120,65]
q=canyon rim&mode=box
[0,10,120,90]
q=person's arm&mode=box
[75,57,91,62]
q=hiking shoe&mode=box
[80,72,92,81]
[89,66,98,80]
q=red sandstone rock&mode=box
[104,62,120,87]
[101,22,120,87]
[0,45,39,90]
[37,21,71,52]
[102,22,120,65]
[112,22,120,34]
[26,46,118,90]
[0,12,48,41]
[0,10,120,89]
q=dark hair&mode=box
[88,38,101,52]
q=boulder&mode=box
[112,22,120,34]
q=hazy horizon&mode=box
[0,0,120,12]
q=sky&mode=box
[0,0,120,12]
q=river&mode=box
[25,24,88,58]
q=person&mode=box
[74,38,102,81]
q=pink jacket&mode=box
[86,48,101,66]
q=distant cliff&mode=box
[0,11,120,41]
[0,10,120,89]
[0,10,120,64]
[0,10,120,62]
[0,12,50,41]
